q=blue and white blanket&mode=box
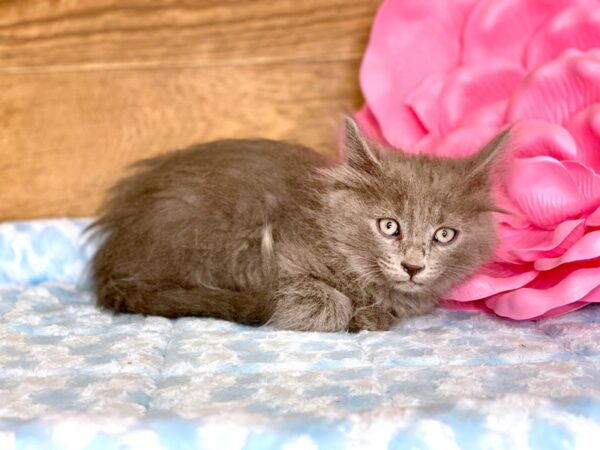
[1,219,599,449]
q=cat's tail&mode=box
[97,282,273,326]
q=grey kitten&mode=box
[90,117,508,332]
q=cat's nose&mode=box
[401,262,424,278]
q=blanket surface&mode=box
[1,220,599,449]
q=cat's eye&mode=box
[433,227,457,244]
[377,218,400,238]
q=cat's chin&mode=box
[391,280,426,294]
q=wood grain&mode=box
[0,0,379,72]
[0,0,379,220]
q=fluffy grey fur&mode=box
[90,117,508,332]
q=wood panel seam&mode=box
[0,54,364,76]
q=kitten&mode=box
[90,117,508,332]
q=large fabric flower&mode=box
[357,0,600,319]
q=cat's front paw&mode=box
[269,277,352,332]
[391,291,439,318]
[348,305,394,332]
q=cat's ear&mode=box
[344,116,382,173]
[465,126,512,180]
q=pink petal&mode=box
[525,6,600,69]
[360,0,478,148]
[503,156,588,228]
[458,100,508,129]
[561,161,600,207]
[531,301,590,320]
[492,190,531,229]
[579,283,600,304]
[406,62,523,135]
[462,0,595,65]
[354,105,387,146]
[441,299,493,313]
[436,64,523,134]
[508,121,578,160]
[494,210,531,230]
[497,219,586,262]
[506,51,600,125]
[416,124,499,158]
[486,264,600,319]
[443,262,538,302]
[413,134,441,156]
[535,230,600,270]
[565,104,600,172]
[588,205,600,226]
[404,72,447,135]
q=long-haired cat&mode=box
[90,117,508,332]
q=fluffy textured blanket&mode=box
[0,220,599,449]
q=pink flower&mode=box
[358,0,600,319]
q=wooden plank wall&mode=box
[0,0,380,220]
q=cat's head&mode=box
[319,117,510,296]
